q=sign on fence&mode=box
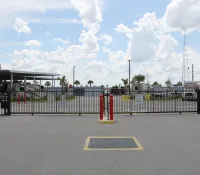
[145,93,150,100]
[135,94,143,105]
[121,95,130,101]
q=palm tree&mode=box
[74,80,80,86]
[88,80,94,87]
[45,81,51,87]
[57,76,68,94]
[133,74,145,84]
[121,78,128,87]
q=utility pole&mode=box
[128,60,131,95]
[73,66,75,88]
[192,64,194,81]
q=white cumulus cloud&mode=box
[70,0,102,28]
[25,40,41,47]
[164,0,200,31]
[52,38,69,45]
[13,18,31,35]
[71,0,103,57]
[100,34,113,45]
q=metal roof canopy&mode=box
[0,70,61,81]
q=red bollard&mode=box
[109,94,114,121]
[24,92,26,104]
[18,93,20,104]
[100,94,104,120]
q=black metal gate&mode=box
[8,89,198,115]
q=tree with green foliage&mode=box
[88,80,94,87]
[57,76,68,94]
[74,80,80,86]
[152,81,159,86]
[111,85,119,95]
[165,79,172,87]
[176,81,182,86]
[132,74,145,84]
[121,78,128,87]
[45,81,51,87]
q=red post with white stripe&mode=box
[109,94,114,121]
[100,94,104,120]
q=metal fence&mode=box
[9,89,197,115]
[0,91,11,116]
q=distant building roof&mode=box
[0,70,61,81]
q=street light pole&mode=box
[73,66,75,88]
[128,60,131,95]
[128,59,132,115]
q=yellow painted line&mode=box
[83,137,91,150]
[83,136,143,151]
[98,120,115,124]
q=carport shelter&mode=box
[0,70,61,90]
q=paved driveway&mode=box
[0,113,200,175]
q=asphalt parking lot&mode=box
[0,113,200,175]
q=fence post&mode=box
[109,94,114,120]
[153,91,155,113]
[7,90,11,115]
[79,91,81,116]
[18,93,20,104]
[24,91,26,104]
[31,91,35,116]
[100,94,104,120]
[129,93,133,115]
[56,91,57,113]
[197,89,200,114]
[175,91,177,113]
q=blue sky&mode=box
[0,0,200,86]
